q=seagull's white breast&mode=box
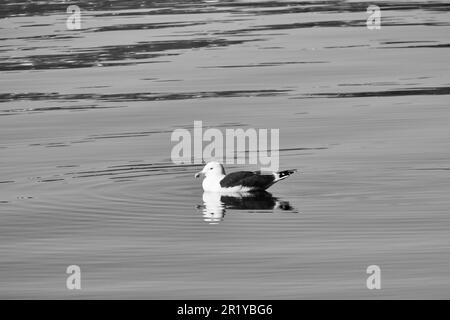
[202,176,223,192]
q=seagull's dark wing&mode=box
[220,171,275,190]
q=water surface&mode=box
[1,0,450,299]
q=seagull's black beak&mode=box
[194,171,203,178]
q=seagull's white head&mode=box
[194,161,225,179]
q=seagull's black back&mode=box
[220,171,275,190]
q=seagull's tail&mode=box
[273,169,297,182]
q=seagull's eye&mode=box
[209,168,213,170]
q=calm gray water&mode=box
[1,0,450,299]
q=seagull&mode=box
[194,161,297,192]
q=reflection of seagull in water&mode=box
[198,191,295,224]
[194,161,297,192]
